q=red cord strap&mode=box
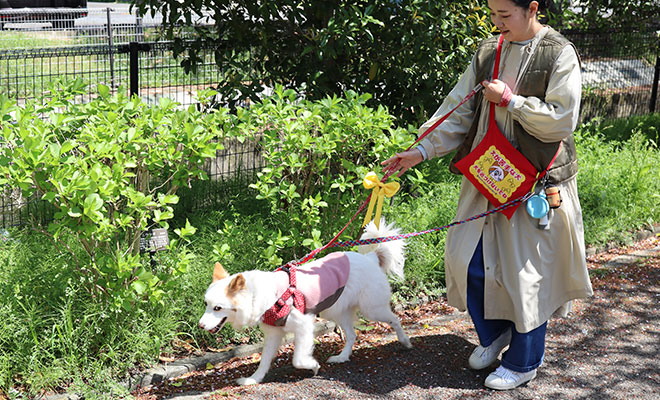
[261,263,307,326]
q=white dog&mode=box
[198,220,412,385]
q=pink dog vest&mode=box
[262,252,350,326]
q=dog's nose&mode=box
[198,322,205,330]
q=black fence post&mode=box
[136,16,144,42]
[129,41,139,97]
[106,8,116,88]
[651,54,660,114]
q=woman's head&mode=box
[487,0,545,42]
[509,0,547,13]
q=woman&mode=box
[383,0,593,390]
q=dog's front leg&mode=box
[290,313,320,375]
[236,326,285,386]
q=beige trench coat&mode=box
[418,29,593,333]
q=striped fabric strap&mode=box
[294,192,533,260]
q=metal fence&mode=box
[0,7,197,103]
[0,10,659,229]
[0,7,175,52]
[565,29,660,120]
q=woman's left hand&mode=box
[381,148,424,178]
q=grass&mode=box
[576,116,660,245]
[0,31,72,49]
[0,25,164,50]
[0,113,658,398]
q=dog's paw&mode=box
[327,354,350,364]
[293,358,320,374]
[401,337,413,349]
[236,377,259,386]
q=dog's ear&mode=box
[212,262,229,282]
[227,274,246,295]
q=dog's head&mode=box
[489,165,505,182]
[198,262,248,333]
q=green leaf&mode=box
[131,281,147,295]
[42,192,57,202]
[67,207,82,218]
[48,143,61,159]
[98,84,110,98]
[60,140,75,154]
[84,193,104,211]
[160,194,179,205]
[174,219,197,238]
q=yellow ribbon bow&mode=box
[362,171,400,229]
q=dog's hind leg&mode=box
[362,305,412,349]
[236,325,285,386]
[327,311,358,363]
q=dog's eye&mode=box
[213,306,222,312]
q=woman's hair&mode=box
[509,0,548,13]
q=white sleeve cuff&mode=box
[507,95,521,112]
[416,145,428,160]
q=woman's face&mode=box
[487,0,540,42]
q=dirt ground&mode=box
[133,234,659,400]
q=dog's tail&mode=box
[357,219,405,280]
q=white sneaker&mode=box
[468,329,511,370]
[484,365,537,390]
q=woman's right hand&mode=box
[381,148,424,178]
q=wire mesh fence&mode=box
[0,44,127,103]
[0,7,207,102]
[0,7,88,33]
[565,28,660,120]
[0,12,658,229]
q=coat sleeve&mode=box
[510,45,582,143]
[417,57,479,160]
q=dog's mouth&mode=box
[209,317,227,334]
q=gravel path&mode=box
[134,233,659,400]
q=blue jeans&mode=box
[466,237,546,373]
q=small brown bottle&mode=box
[545,186,561,209]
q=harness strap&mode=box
[261,263,307,326]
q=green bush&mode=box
[546,0,659,30]
[575,115,660,245]
[596,113,660,143]
[0,80,223,312]
[0,230,180,396]
[225,86,417,267]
